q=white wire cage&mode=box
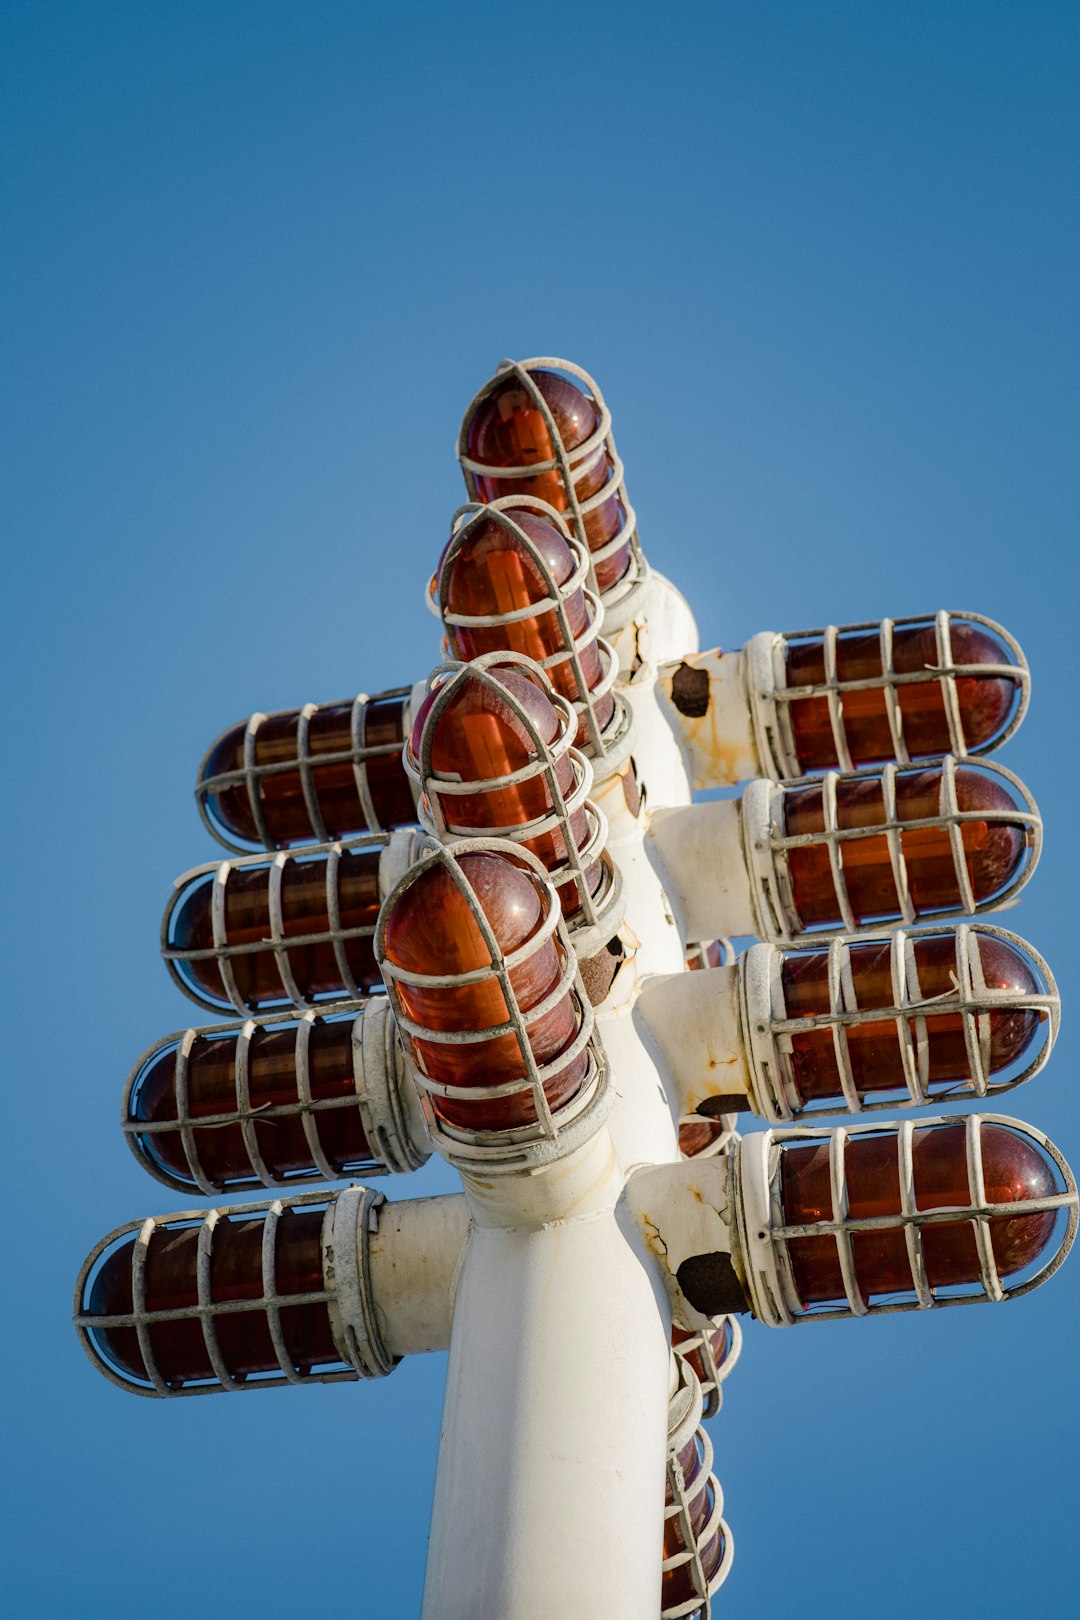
[430,496,632,767]
[123,997,429,1196]
[739,922,1059,1124]
[663,1353,734,1618]
[457,356,649,622]
[671,1314,743,1420]
[375,838,611,1172]
[74,1185,394,1397]
[743,754,1041,942]
[195,685,420,854]
[746,610,1029,779]
[161,830,424,1016]
[733,1113,1078,1328]
[405,653,624,953]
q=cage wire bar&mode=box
[735,1113,1079,1327]
[457,357,648,619]
[431,497,631,765]
[739,922,1060,1123]
[749,610,1030,779]
[406,653,623,946]
[375,838,610,1168]
[744,755,1042,941]
[74,1186,395,1397]
[671,1315,743,1420]
[196,685,420,853]
[123,998,429,1195]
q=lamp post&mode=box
[75,357,1077,1619]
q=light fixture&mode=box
[661,611,1028,785]
[123,998,429,1195]
[458,357,645,615]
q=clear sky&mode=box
[3,3,1079,1616]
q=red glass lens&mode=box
[464,369,630,594]
[201,695,414,848]
[89,1210,340,1386]
[786,620,1019,770]
[410,667,600,918]
[779,932,1041,1106]
[782,765,1028,928]
[383,852,586,1130]
[441,506,614,742]
[781,1122,1057,1306]
[131,1019,371,1188]
[169,850,382,1010]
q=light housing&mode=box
[196,687,418,853]
[405,654,623,952]
[458,357,646,617]
[671,1315,742,1419]
[375,840,609,1170]
[432,496,630,764]
[739,923,1057,1122]
[750,611,1028,776]
[162,828,424,1015]
[662,611,1029,789]
[745,756,1040,940]
[75,1185,394,1396]
[731,1114,1077,1326]
[663,1354,733,1617]
[123,998,429,1195]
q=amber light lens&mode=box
[781,1122,1058,1307]
[782,764,1030,928]
[88,1211,340,1386]
[382,851,587,1131]
[779,932,1043,1107]
[410,667,601,919]
[168,849,382,1011]
[662,1453,727,1616]
[463,368,631,594]
[679,1117,728,1156]
[130,1019,372,1189]
[785,619,1021,770]
[440,505,614,743]
[199,695,415,849]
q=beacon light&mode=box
[196,686,419,854]
[660,611,1029,787]
[663,1354,733,1617]
[458,357,646,615]
[671,1315,743,1419]
[74,1185,395,1396]
[161,828,424,1016]
[123,998,429,1196]
[729,1114,1077,1326]
[640,923,1058,1125]
[649,756,1040,945]
[405,655,623,952]
[431,497,631,765]
[375,840,609,1169]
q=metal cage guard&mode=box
[430,495,632,767]
[195,685,420,854]
[123,997,429,1195]
[74,1186,394,1397]
[743,755,1042,942]
[747,610,1030,778]
[740,922,1060,1123]
[734,1113,1079,1327]
[375,838,611,1171]
[457,356,649,621]
[406,653,624,952]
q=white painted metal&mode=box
[423,1130,673,1620]
[636,965,752,1118]
[648,797,757,942]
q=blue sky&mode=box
[3,3,1079,1616]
